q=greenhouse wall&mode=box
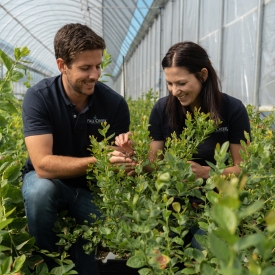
[113,0,275,111]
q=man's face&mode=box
[59,49,103,98]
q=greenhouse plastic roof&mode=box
[0,0,167,78]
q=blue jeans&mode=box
[191,227,206,250]
[21,171,100,275]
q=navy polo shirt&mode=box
[149,93,251,166]
[22,75,130,189]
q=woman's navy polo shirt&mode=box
[148,93,251,166]
[22,75,130,189]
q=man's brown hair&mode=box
[54,23,106,67]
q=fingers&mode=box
[115,132,132,147]
[109,151,135,164]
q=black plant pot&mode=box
[95,247,139,275]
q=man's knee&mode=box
[22,173,60,206]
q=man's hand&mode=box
[108,149,136,176]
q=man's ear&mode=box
[56,58,66,74]
[201,68,208,82]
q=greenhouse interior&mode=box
[0,1,275,275]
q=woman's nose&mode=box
[171,85,180,96]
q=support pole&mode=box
[253,0,264,109]
[217,0,225,78]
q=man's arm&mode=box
[25,134,134,179]
[25,134,96,179]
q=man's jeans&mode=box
[21,171,99,275]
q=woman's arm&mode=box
[188,143,244,179]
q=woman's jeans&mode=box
[21,171,100,275]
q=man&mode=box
[21,23,132,275]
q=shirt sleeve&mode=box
[22,88,52,137]
[149,100,165,141]
[228,100,251,144]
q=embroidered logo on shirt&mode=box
[87,116,107,124]
[215,127,229,132]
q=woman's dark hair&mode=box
[54,23,106,67]
[162,41,222,130]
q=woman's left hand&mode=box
[188,161,211,180]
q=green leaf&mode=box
[12,233,35,251]
[33,262,49,274]
[1,256,12,274]
[0,102,18,114]
[192,248,205,263]
[127,255,146,268]
[131,224,151,233]
[15,63,27,71]
[262,266,275,275]
[233,233,265,251]
[9,217,28,230]
[0,114,8,127]
[3,164,21,182]
[0,244,12,251]
[200,262,216,275]
[0,219,14,230]
[206,190,219,204]
[0,80,13,93]
[11,254,26,272]
[181,267,196,274]
[211,204,238,234]
[208,232,231,265]
[99,227,111,235]
[238,200,264,220]
[172,202,181,213]
[214,228,239,245]
[265,210,275,232]
[4,185,23,204]
[0,49,13,70]
[14,47,21,61]
[15,237,35,250]
[10,70,24,82]
[21,46,31,57]
[24,255,45,270]
[138,267,152,275]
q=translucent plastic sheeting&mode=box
[0,0,103,76]
[0,0,149,79]
[113,0,275,109]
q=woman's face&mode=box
[164,66,206,111]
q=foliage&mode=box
[126,89,158,132]
[81,110,217,273]
[0,48,77,275]
[1,45,275,275]
[99,49,113,82]
[58,98,275,275]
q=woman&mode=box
[116,41,250,181]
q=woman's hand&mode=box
[188,161,211,180]
[115,132,135,154]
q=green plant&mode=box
[0,48,78,275]
[99,49,112,82]
[56,98,275,275]
[72,109,217,274]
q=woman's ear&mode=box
[201,68,208,82]
[56,58,66,74]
